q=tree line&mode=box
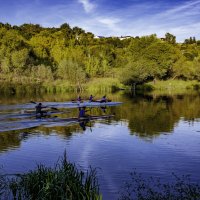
[0,22,200,90]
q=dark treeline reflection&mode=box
[114,92,200,138]
[1,92,200,152]
[0,132,21,152]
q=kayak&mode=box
[0,114,114,132]
[0,101,122,111]
[0,110,62,120]
[71,99,112,103]
[44,101,123,109]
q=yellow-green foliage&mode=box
[86,78,125,92]
[1,22,200,94]
[146,79,200,91]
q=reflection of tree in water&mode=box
[128,100,176,137]
[2,92,200,148]
[117,93,200,138]
[0,132,21,152]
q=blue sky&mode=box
[0,0,200,42]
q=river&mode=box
[0,91,200,199]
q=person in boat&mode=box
[78,106,89,118]
[77,96,82,102]
[89,95,94,102]
[35,103,47,117]
[100,95,107,103]
[78,107,90,130]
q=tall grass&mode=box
[86,78,125,92]
[0,78,126,95]
[146,79,200,91]
[1,153,101,200]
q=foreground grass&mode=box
[1,159,200,200]
[0,153,101,200]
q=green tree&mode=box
[165,32,176,44]
[57,59,86,90]
[11,49,29,72]
[19,23,42,39]
[31,65,54,82]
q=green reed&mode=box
[1,152,101,200]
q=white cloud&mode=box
[78,0,96,13]
[97,17,121,31]
[162,0,200,16]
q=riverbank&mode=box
[0,78,125,95]
[137,79,200,92]
[1,79,200,95]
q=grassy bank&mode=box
[147,80,200,90]
[135,80,200,93]
[85,78,125,92]
[1,164,200,200]
[1,79,200,95]
[0,78,126,95]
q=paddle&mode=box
[29,101,59,111]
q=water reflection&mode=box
[0,132,21,152]
[1,92,200,200]
[1,92,200,151]
[116,92,200,138]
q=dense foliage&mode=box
[0,22,200,90]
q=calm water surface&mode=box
[0,92,200,199]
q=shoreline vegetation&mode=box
[1,22,200,95]
[1,79,200,95]
[0,153,200,200]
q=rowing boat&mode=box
[0,101,122,111]
[0,110,61,120]
[43,101,122,109]
[0,114,114,132]
[71,99,112,103]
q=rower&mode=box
[100,95,107,103]
[78,106,87,118]
[77,96,82,102]
[78,106,89,119]
[35,103,47,117]
[89,95,94,102]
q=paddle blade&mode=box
[30,101,37,104]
